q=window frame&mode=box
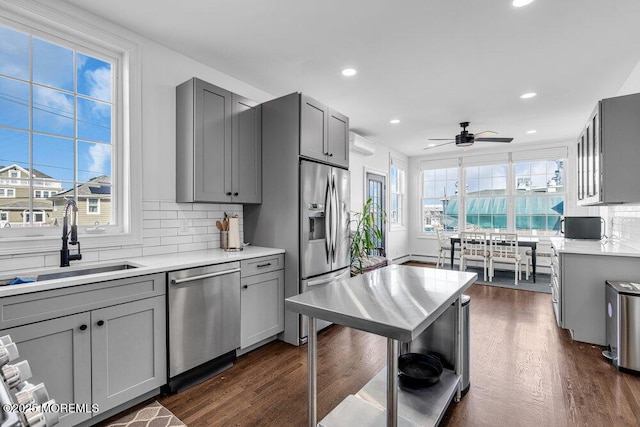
[87,197,100,215]
[0,1,142,255]
[389,161,406,229]
[419,152,567,238]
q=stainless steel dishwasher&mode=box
[167,262,241,392]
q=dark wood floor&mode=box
[104,267,640,426]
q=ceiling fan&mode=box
[425,122,514,150]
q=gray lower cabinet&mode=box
[91,296,166,412]
[4,313,92,427]
[240,255,285,349]
[0,274,166,427]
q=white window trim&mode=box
[87,198,101,215]
[23,210,45,223]
[0,211,7,222]
[418,147,568,237]
[0,0,143,256]
[390,156,407,231]
[0,188,16,198]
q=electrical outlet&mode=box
[180,220,189,232]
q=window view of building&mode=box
[422,167,459,232]
[0,22,114,229]
[421,158,565,236]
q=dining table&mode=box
[449,234,540,283]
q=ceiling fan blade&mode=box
[474,130,498,138]
[427,138,455,141]
[475,137,514,143]
[423,141,455,150]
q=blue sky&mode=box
[0,23,112,186]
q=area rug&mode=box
[465,266,552,294]
[104,401,186,427]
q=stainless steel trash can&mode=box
[605,281,640,373]
[409,294,470,394]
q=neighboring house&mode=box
[50,176,112,227]
[0,164,63,227]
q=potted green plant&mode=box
[350,197,386,275]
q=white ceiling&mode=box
[60,0,640,156]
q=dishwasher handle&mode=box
[171,268,241,285]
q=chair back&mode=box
[435,226,448,249]
[460,232,487,257]
[489,233,519,258]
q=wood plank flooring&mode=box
[101,267,640,426]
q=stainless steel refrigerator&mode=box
[299,160,351,336]
[244,92,350,345]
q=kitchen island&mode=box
[285,264,476,427]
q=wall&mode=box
[0,1,273,272]
[349,141,410,262]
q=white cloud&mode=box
[87,143,110,175]
[84,67,111,101]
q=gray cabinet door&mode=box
[91,296,166,412]
[232,94,261,204]
[3,313,92,427]
[240,269,284,349]
[300,94,328,162]
[327,108,349,169]
[197,80,232,202]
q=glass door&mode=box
[366,172,385,255]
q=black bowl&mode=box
[398,353,443,387]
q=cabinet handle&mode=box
[328,153,333,157]
[323,151,329,155]
[243,285,248,289]
[97,320,105,327]
[257,263,271,268]
[226,192,232,196]
[233,192,239,196]
[79,324,88,331]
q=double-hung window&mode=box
[464,164,508,232]
[421,166,459,232]
[390,157,406,227]
[0,1,141,254]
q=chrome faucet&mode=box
[60,199,82,267]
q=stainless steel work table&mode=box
[285,264,477,427]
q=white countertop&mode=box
[550,237,640,257]
[285,264,476,342]
[0,246,285,297]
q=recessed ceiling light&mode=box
[512,0,534,7]
[520,92,537,99]
[390,119,400,124]
[526,130,537,134]
[428,143,436,147]
[342,68,357,77]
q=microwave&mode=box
[561,216,604,240]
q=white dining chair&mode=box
[460,231,489,281]
[524,249,552,280]
[489,233,522,285]
[435,226,458,268]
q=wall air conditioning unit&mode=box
[349,132,376,156]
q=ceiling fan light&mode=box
[512,0,534,7]
[520,92,537,99]
[390,119,400,124]
[526,130,537,134]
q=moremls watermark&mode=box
[2,403,100,414]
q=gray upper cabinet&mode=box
[176,78,261,204]
[300,94,349,167]
[577,92,640,205]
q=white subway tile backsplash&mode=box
[1,201,244,272]
[606,204,640,250]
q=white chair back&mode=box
[489,233,519,259]
[436,226,449,250]
[461,232,487,257]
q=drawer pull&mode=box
[243,285,248,289]
[257,263,272,268]
[97,320,105,327]
[79,324,87,331]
